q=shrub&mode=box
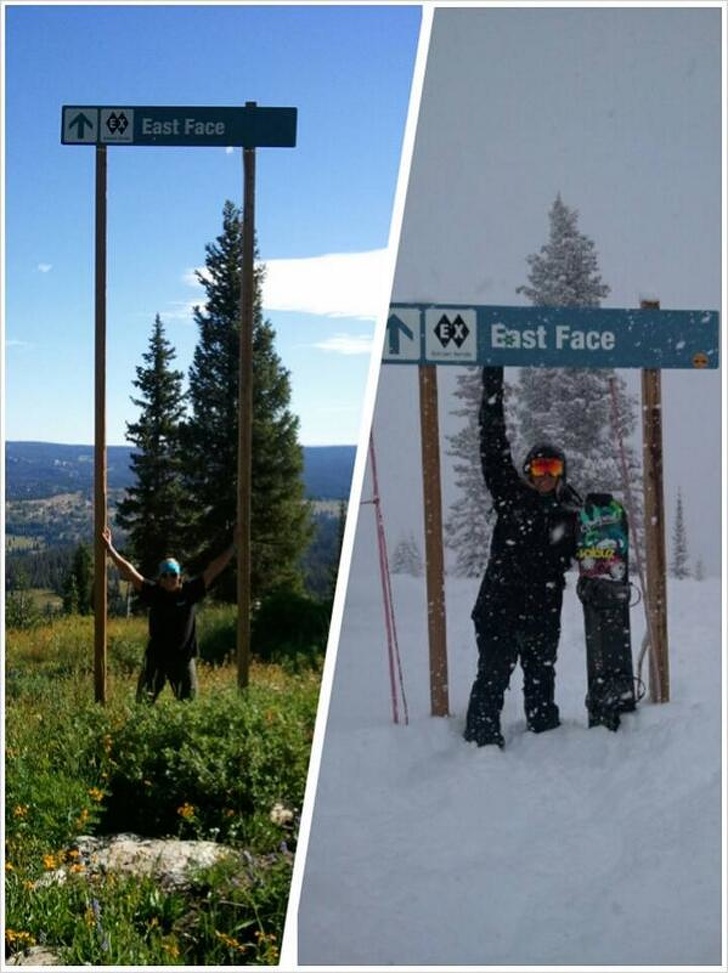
[197,604,237,666]
[98,686,314,848]
[251,588,331,666]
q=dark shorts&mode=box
[136,646,199,703]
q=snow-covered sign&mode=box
[384,303,719,369]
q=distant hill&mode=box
[4,441,357,502]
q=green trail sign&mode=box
[385,303,719,369]
[62,104,297,147]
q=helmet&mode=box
[523,442,567,479]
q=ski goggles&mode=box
[528,456,564,478]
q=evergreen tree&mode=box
[115,314,189,578]
[513,194,642,503]
[446,369,491,576]
[694,557,705,581]
[391,531,425,577]
[62,542,93,615]
[183,200,312,601]
[5,567,41,630]
[516,193,610,308]
[670,488,690,579]
[446,195,643,571]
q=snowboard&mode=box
[575,493,636,731]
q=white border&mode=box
[279,5,435,967]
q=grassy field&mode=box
[5,607,322,965]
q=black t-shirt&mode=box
[138,576,207,660]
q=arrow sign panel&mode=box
[384,303,719,369]
[62,105,297,147]
[383,308,420,362]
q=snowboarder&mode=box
[464,367,582,748]
[101,526,236,702]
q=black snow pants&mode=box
[464,579,564,745]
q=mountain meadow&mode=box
[4,440,354,965]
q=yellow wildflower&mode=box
[177,802,196,820]
[214,930,247,954]
[5,929,37,949]
[87,787,105,803]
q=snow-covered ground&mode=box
[296,516,724,968]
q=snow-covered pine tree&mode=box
[670,488,690,579]
[513,194,642,505]
[444,367,519,576]
[445,194,644,577]
[391,532,424,578]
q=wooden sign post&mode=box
[236,135,256,691]
[93,145,108,705]
[418,365,450,717]
[640,299,670,702]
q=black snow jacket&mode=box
[474,367,581,611]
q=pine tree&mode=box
[445,368,493,576]
[516,194,610,308]
[446,195,643,572]
[391,531,425,577]
[445,367,539,577]
[6,567,41,630]
[183,200,312,601]
[115,314,189,579]
[513,194,642,502]
[62,542,93,615]
[670,488,690,579]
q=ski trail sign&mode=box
[62,105,297,147]
[384,303,719,369]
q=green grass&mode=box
[5,607,321,965]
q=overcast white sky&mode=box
[375,3,724,576]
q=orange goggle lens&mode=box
[529,457,564,478]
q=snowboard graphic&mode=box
[576,493,636,731]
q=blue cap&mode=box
[158,558,181,576]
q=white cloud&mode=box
[312,333,374,356]
[160,301,198,322]
[37,263,52,273]
[263,249,390,319]
[183,249,392,321]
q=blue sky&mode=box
[3,2,422,445]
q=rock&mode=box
[76,833,237,889]
[7,946,62,966]
[35,834,237,891]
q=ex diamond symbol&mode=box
[434,313,470,348]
